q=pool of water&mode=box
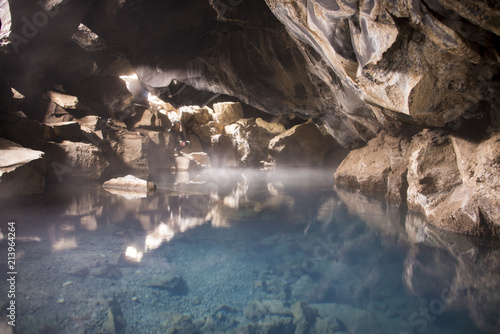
[1,168,499,334]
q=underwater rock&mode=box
[102,297,126,334]
[201,305,240,332]
[147,275,189,295]
[163,314,201,334]
[91,264,122,280]
[0,138,46,198]
[311,303,385,334]
[291,301,318,334]
[291,275,316,302]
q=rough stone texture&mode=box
[269,121,338,167]
[0,138,46,198]
[335,132,410,203]
[0,111,46,150]
[44,140,109,181]
[103,174,155,192]
[335,129,500,236]
[213,102,243,125]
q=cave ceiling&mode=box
[0,0,499,147]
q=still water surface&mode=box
[1,168,499,334]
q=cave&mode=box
[1,0,500,333]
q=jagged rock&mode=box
[408,130,500,236]
[44,121,85,142]
[311,303,384,334]
[223,118,277,166]
[163,314,200,334]
[335,132,410,203]
[0,111,46,150]
[102,297,126,334]
[147,275,188,295]
[47,91,86,110]
[44,141,109,181]
[269,121,338,167]
[213,102,243,125]
[66,76,134,119]
[0,138,45,198]
[291,301,318,334]
[105,128,150,170]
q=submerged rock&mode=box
[147,275,189,295]
[0,138,46,198]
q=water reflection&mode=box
[1,169,499,333]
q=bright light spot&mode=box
[125,246,143,262]
[52,238,77,251]
[145,223,175,252]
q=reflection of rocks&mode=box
[335,130,500,237]
[0,138,46,198]
[334,186,408,240]
[102,175,156,199]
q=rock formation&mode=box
[0,0,499,235]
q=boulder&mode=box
[213,102,243,125]
[47,91,86,110]
[102,174,155,194]
[408,131,500,236]
[44,121,84,142]
[0,138,45,198]
[269,121,338,167]
[44,141,109,181]
[223,119,276,166]
[0,111,46,150]
[105,128,150,170]
[334,132,410,203]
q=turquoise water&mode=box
[1,168,499,333]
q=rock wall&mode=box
[335,130,500,237]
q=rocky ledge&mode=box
[335,130,500,237]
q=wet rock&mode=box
[91,264,122,280]
[408,130,500,236]
[311,303,385,334]
[213,102,243,125]
[291,301,318,334]
[291,275,316,302]
[335,131,411,203]
[269,121,338,167]
[44,141,110,181]
[147,275,189,295]
[201,305,240,332]
[163,314,201,334]
[102,175,155,192]
[102,297,126,334]
[0,138,46,198]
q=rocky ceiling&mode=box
[1,0,499,148]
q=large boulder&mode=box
[408,130,500,236]
[44,140,109,181]
[335,132,410,203]
[0,138,46,198]
[335,129,500,236]
[269,121,338,167]
[213,102,243,125]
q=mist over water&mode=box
[0,168,499,333]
